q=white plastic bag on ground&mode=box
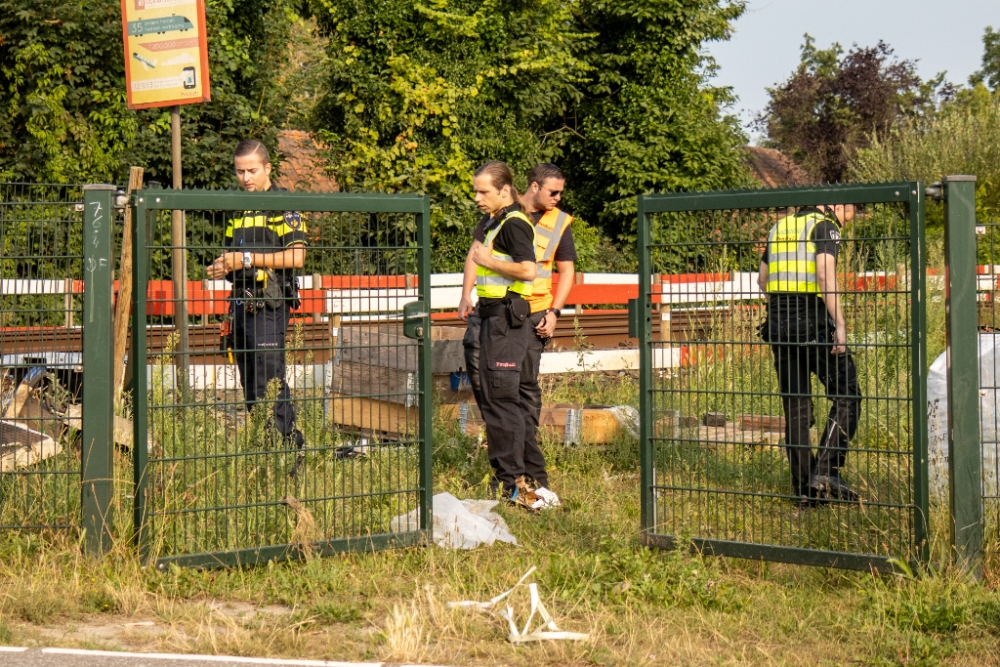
[927,332,1000,506]
[390,492,517,549]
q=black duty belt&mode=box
[476,303,506,319]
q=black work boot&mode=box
[809,473,859,502]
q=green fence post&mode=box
[81,184,116,555]
[909,184,929,564]
[636,195,654,537]
[415,195,434,540]
[943,174,982,575]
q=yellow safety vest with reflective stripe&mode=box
[525,208,573,313]
[475,210,536,298]
[765,212,835,293]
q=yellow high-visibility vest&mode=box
[765,212,835,293]
[525,208,573,313]
[475,210,536,298]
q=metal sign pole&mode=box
[171,106,190,395]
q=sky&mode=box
[707,0,999,139]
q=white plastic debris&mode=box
[390,492,517,549]
[447,566,589,644]
[927,332,1000,505]
[609,405,640,439]
[533,486,562,509]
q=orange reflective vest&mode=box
[525,208,573,313]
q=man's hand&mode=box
[470,241,492,268]
[831,323,847,355]
[207,252,243,279]
[458,295,475,322]
[536,310,557,338]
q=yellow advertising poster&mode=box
[120,0,211,109]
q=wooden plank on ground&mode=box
[738,414,785,433]
[437,403,623,443]
[331,361,415,405]
[328,394,417,436]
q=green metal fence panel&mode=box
[637,183,928,571]
[0,184,87,532]
[131,188,432,568]
[973,204,1000,554]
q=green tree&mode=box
[306,0,591,269]
[564,0,752,244]
[0,0,296,186]
[305,0,751,269]
[756,35,944,183]
[970,26,1000,92]
[850,87,1000,250]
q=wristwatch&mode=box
[242,252,252,268]
[549,308,561,318]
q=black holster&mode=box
[505,298,530,328]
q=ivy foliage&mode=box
[306,0,752,269]
[0,0,296,186]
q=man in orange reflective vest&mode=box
[459,163,576,509]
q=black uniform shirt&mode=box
[224,185,307,290]
[475,202,535,306]
[473,208,578,262]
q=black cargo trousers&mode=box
[463,311,549,490]
[233,301,304,448]
[767,306,862,497]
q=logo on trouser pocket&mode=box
[491,361,518,369]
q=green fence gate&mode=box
[131,188,433,568]
[633,183,928,571]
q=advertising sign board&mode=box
[120,0,211,109]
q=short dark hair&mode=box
[527,163,564,187]
[234,139,271,165]
[474,161,518,196]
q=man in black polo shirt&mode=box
[206,139,307,474]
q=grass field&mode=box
[4,241,1000,664]
[1,370,1000,666]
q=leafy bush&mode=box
[305,0,753,269]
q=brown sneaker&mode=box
[513,476,542,510]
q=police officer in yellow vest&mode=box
[459,164,574,510]
[460,162,538,503]
[207,139,307,475]
[757,204,862,507]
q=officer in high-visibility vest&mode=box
[207,139,307,475]
[459,164,575,510]
[757,204,862,507]
[460,161,538,504]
